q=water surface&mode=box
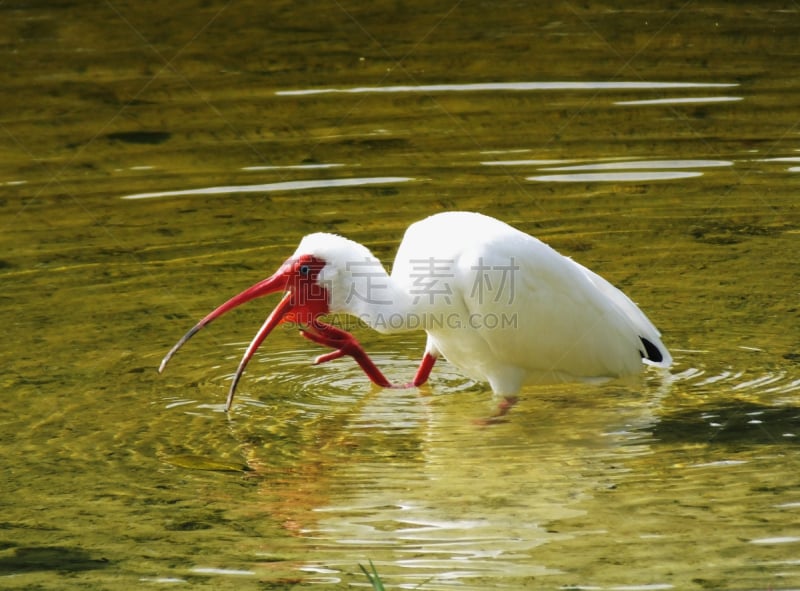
[2,2,799,590]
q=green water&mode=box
[2,2,799,589]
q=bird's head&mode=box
[158,232,386,408]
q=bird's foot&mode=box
[473,396,518,426]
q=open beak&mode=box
[159,264,297,411]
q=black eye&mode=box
[298,264,310,276]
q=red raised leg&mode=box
[299,321,394,388]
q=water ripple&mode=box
[616,96,742,105]
[539,159,733,171]
[677,365,800,398]
[525,158,732,183]
[277,81,738,96]
[120,176,414,200]
[528,171,703,182]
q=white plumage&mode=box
[388,212,670,395]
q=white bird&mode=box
[160,211,671,415]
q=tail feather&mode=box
[640,336,664,363]
[639,335,671,368]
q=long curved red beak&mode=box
[159,264,295,411]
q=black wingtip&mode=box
[639,337,664,363]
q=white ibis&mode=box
[160,211,671,414]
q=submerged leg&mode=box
[474,396,519,426]
[493,396,519,417]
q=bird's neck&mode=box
[328,265,418,334]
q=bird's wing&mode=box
[453,231,667,381]
[569,261,671,367]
